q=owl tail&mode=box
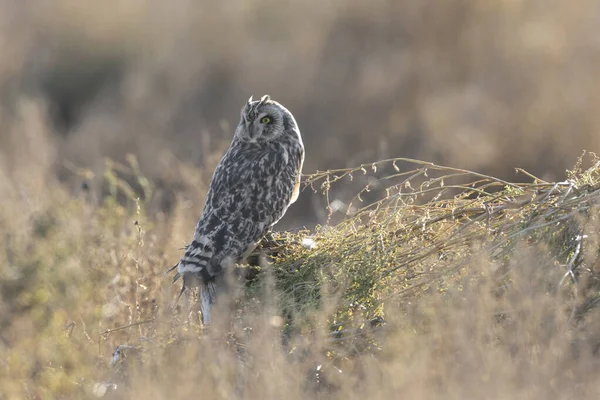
[199,280,218,325]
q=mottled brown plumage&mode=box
[169,95,304,324]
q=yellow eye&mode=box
[260,116,271,124]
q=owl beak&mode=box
[247,121,258,142]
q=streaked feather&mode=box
[170,95,304,324]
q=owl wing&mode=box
[205,145,306,258]
[171,149,246,283]
[174,145,302,285]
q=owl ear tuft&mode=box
[260,94,270,103]
[247,96,254,106]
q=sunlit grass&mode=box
[1,152,599,398]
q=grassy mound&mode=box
[267,152,600,328]
[1,153,600,399]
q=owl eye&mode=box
[260,116,272,124]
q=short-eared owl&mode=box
[170,95,304,324]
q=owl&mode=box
[169,95,305,324]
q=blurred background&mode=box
[1,0,600,229]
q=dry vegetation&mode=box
[2,1,600,399]
[2,0,600,229]
[1,151,600,399]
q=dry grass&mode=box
[1,150,600,399]
[2,0,600,229]
[2,1,600,398]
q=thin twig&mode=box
[100,319,155,337]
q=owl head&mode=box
[234,95,300,143]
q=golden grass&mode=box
[2,1,600,398]
[1,151,599,399]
